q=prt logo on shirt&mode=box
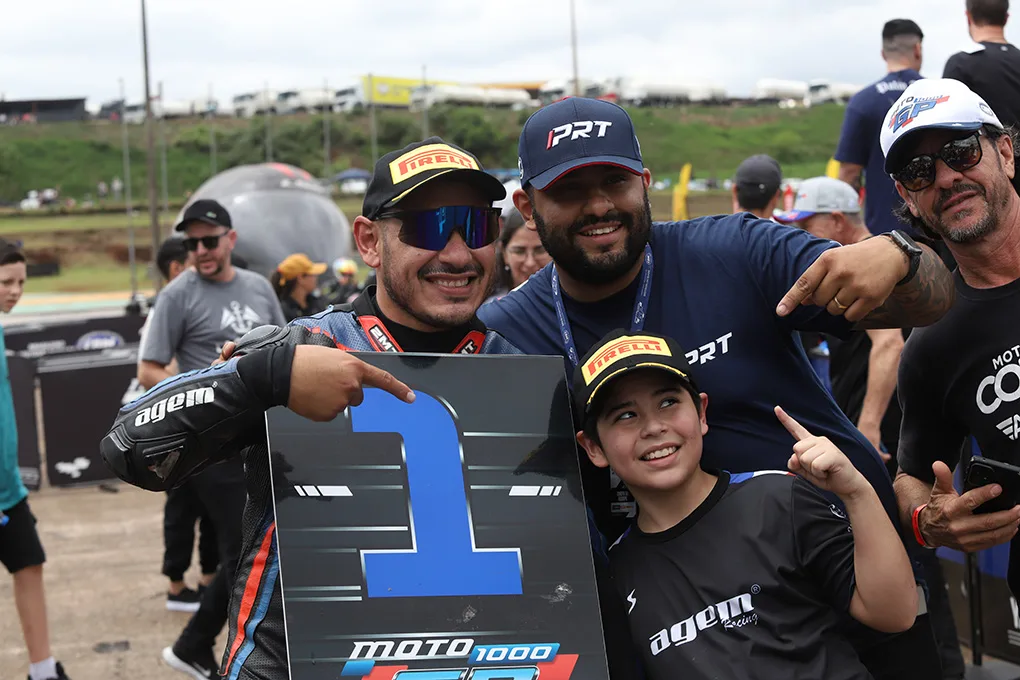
[685,332,734,366]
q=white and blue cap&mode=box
[774,177,860,224]
[518,97,644,190]
[881,78,1004,174]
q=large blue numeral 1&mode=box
[351,389,523,598]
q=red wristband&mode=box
[912,503,930,548]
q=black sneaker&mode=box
[161,646,217,679]
[27,661,70,680]
[166,587,202,613]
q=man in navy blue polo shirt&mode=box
[478,97,954,679]
[835,19,924,236]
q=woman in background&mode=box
[487,208,551,302]
[271,254,328,321]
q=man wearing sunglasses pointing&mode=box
[885,79,1020,600]
[102,138,529,680]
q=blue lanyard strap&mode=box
[551,243,654,368]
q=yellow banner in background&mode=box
[672,163,692,222]
[826,158,841,179]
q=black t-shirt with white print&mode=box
[609,470,867,680]
[898,271,1020,476]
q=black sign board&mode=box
[8,354,40,490]
[269,353,609,680]
[3,313,144,356]
[37,347,138,487]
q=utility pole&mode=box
[323,77,331,176]
[119,78,137,299]
[159,81,169,221]
[265,80,273,162]
[141,0,161,289]
[421,64,429,139]
[368,73,378,163]
[208,83,217,176]
[570,0,581,97]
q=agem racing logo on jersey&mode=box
[888,95,951,133]
[389,144,479,182]
[582,335,672,385]
[134,387,215,426]
[341,638,578,679]
[650,589,758,656]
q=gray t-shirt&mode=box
[140,268,285,373]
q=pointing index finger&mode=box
[775,405,812,441]
[776,259,825,317]
[358,360,415,403]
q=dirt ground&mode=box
[0,483,227,680]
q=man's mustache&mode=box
[935,183,985,214]
[569,210,633,235]
[418,263,484,278]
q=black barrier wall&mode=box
[8,354,40,490]
[4,313,144,355]
[37,347,138,487]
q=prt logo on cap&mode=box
[547,120,613,149]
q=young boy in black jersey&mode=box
[573,329,918,680]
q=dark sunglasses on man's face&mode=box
[182,232,228,251]
[893,131,985,192]
[376,206,501,251]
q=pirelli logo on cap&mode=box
[389,144,479,183]
[582,336,672,385]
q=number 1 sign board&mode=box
[267,353,611,680]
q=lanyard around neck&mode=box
[550,243,654,368]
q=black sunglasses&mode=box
[376,206,501,251]
[892,131,985,192]
[182,232,229,251]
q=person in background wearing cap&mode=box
[835,19,923,237]
[777,177,969,679]
[883,79,1020,604]
[101,138,522,680]
[324,257,362,305]
[573,329,918,679]
[134,237,221,616]
[271,253,328,321]
[731,154,783,219]
[136,198,286,678]
[479,96,954,679]
[776,177,907,462]
[0,239,72,680]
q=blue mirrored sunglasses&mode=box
[377,206,501,251]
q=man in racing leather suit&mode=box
[100,139,524,680]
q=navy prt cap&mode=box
[517,97,644,190]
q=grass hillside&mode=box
[0,103,849,203]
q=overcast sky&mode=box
[0,0,1005,106]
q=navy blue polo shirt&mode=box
[834,68,921,235]
[478,215,898,529]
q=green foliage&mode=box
[0,104,851,202]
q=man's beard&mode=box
[197,256,225,280]
[924,172,1009,245]
[379,248,486,330]
[532,191,652,286]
